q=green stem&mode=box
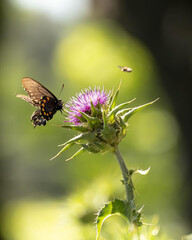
[114,146,135,205]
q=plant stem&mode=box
[114,146,135,205]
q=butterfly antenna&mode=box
[58,84,64,98]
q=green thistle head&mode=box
[51,81,158,161]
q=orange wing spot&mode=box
[42,103,45,107]
[47,97,50,101]
[42,108,45,112]
[43,112,46,115]
[49,112,52,115]
[43,99,46,103]
[47,113,49,116]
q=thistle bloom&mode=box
[65,87,110,125]
[52,82,157,161]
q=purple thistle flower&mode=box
[52,80,158,161]
[65,87,110,125]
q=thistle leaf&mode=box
[50,143,72,160]
[102,110,107,128]
[122,98,159,123]
[135,167,150,175]
[60,125,88,132]
[119,116,126,132]
[90,100,97,116]
[79,111,100,130]
[108,87,114,106]
[109,80,122,110]
[116,108,132,116]
[65,147,85,161]
[107,99,136,122]
[58,134,83,147]
[81,143,100,153]
[96,199,131,240]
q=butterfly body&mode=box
[40,96,63,120]
[17,77,63,127]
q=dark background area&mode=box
[93,0,192,221]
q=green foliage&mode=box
[122,98,159,124]
[96,198,142,240]
[1,193,172,240]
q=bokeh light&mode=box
[54,21,157,96]
[12,0,91,22]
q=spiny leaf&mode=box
[109,80,122,110]
[50,143,72,160]
[122,98,159,123]
[58,132,97,147]
[81,143,100,153]
[102,110,108,129]
[116,108,132,116]
[96,199,131,240]
[107,98,136,122]
[65,147,85,161]
[59,125,89,132]
[90,100,97,116]
[58,134,83,147]
[135,167,150,175]
[102,110,117,144]
[108,87,114,106]
[79,111,100,130]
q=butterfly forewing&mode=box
[22,77,58,104]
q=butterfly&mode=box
[17,77,63,127]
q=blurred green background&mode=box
[0,0,192,239]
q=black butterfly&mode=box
[17,77,63,127]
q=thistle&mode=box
[52,81,157,161]
[52,81,158,238]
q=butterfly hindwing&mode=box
[40,96,58,120]
[31,109,46,127]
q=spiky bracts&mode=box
[51,82,158,161]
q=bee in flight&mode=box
[118,66,132,73]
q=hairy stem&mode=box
[114,146,135,206]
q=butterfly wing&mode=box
[16,94,38,106]
[40,96,59,120]
[22,77,58,104]
[31,109,46,127]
